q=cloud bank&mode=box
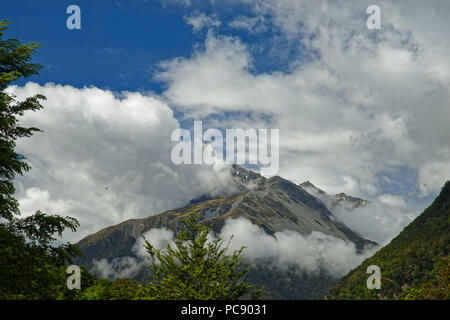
[8,83,237,241]
[218,218,376,277]
[99,218,376,280]
[301,185,417,245]
[159,0,450,200]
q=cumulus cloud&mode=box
[156,0,450,202]
[152,0,450,244]
[8,82,237,242]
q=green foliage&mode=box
[325,181,450,300]
[77,279,113,300]
[0,218,81,299]
[405,256,449,300]
[0,19,83,299]
[139,212,262,300]
[0,19,43,91]
[0,19,46,222]
[107,278,143,300]
[54,265,143,300]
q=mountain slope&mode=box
[77,166,373,266]
[75,165,376,299]
[325,181,450,299]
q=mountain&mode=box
[325,181,450,300]
[77,165,373,263]
[300,181,368,211]
[334,193,368,209]
[75,165,375,298]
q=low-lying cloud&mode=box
[218,218,376,277]
[92,218,378,280]
[92,256,142,280]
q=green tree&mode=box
[0,19,81,299]
[0,19,45,221]
[139,212,262,300]
[106,278,143,300]
[405,256,449,300]
[76,279,112,300]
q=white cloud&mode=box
[133,227,175,258]
[92,257,142,280]
[156,0,450,201]
[418,161,450,197]
[332,199,415,245]
[90,227,176,280]
[301,184,416,244]
[16,187,74,218]
[129,218,377,278]
[8,82,237,242]
[219,218,375,277]
[377,194,407,210]
[185,12,221,32]
[229,15,267,33]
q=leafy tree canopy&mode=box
[139,212,262,300]
[0,19,81,299]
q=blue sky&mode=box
[2,0,199,92]
[4,0,450,242]
[2,0,307,92]
[2,0,315,144]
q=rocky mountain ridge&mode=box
[76,165,375,267]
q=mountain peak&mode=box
[230,164,265,186]
[300,180,327,195]
[300,180,316,188]
[334,193,368,207]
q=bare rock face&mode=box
[300,181,369,211]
